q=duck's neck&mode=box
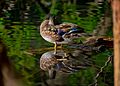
[48,17,54,25]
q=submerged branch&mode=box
[88,55,113,86]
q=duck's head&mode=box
[40,15,55,32]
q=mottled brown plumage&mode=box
[40,16,85,53]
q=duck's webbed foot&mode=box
[54,42,57,54]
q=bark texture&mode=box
[111,0,120,86]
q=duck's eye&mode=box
[48,27,53,31]
[48,26,55,31]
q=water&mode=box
[0,0,113,86]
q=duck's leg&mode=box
[56,44,63,49]
[60,44,63,50]
[54,43,62,54]
[54,42,57,54]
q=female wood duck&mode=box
[40,16,85,53]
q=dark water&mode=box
[0,0,113,86]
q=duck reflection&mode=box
[39,36,113,86]
[40,50,92,79]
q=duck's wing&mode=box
[55,23,85,38]
[55,22,85,33]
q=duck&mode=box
[40,16,85,53]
